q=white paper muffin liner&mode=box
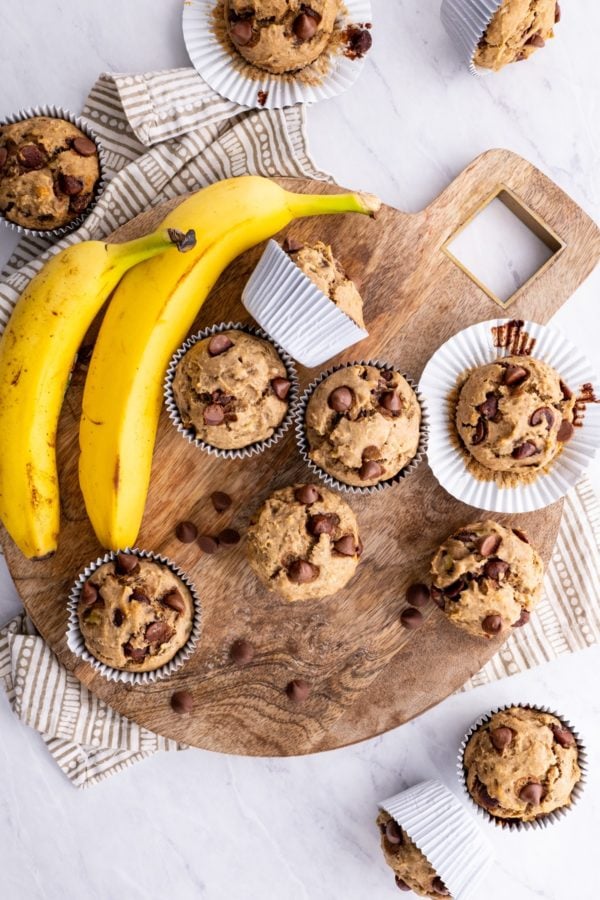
[242,239,369,368]
[0,104,107,240]
[295,360,429,495]
[458,703,588,831]
[440,0,504,75]
[182,0,372,110]
[164,321,299,459]
[420,318,600,514]
[379,780,494,899]
[67,549,202,685]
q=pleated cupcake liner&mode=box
[164,321,300,460]
[66,549,202,686]
[295,360,429,496]
[440,0,504,75]
[182,0,372,110]
[0,104,107,240]
[242,239,369,368]
[457,703,588,831]
[419,318,600,514]
[379,780,494,900]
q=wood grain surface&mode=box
[3,149,600,755]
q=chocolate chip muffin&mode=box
[77,553,195,673]
[474,0,559,70]
[0,116,100,230]
[377,811,450,897]
[172,329,292,450]
[430,521,543,639]
[283,237,365,328]
[463,706,581,823]
[224,0,340,74]
[246,483,361,601]
[456,356,575,476]
[305,364,421,487]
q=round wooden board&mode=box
[4,150,600,755]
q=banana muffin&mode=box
[0,116,100,230]
[283,238,365,328]
[430,520,543,639]
[224,0,340,74]
[474,0,559,70]
[246,483,361,601]
[377,811,450,897]
[455,356,575,476]
[77,553,195,673]
[305,364,421,487]
[172,329,292,450]
[463,706,581,823]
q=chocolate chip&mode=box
[0,147,7,170]
[478,534,502,557]
[520,782,543,804]
[211,490,232,512]
[293,11,318,41]
[380,391,402,414]
[333,535,358,556]
[230,18,253,45]
[271,377,291,400]
[113,609,124,627]
[406,583,430,607]
[530,407,554,429]
[170,690,194,714]
[130,588,150,604]
[504,364,529,387]
[455,531,478,543]
[58,173,83,196]
[72,136,97,157]
[385,819,403,845]
[362,445,381,461]
[115,552,140,575]
[444,578,466,599]
[80,580,98,608]
[328,386,353,412]
[123,642,147,662]
[380,369,394,382]
[557,420,574,442]
[432,878,450,897]
[69,192,92,214]
[198,534,219,554]
[208,334,234,357]
[162,588,186,613]
[145,621,173,644]
[401,607,423,629]
[551,724,576,748]
[512,441,538,459]
[560,379,572,400]
[348,26,372,56]
[218,528,240,546]
[491,726,513,751]
[527,32,545,47]
[475,777,499,809]
[359,459,383,480]
[287,559,320,584]
[230,638,255,666]
[512,608,530,628]
[286,678,312,702]
[478,392,499,419]
[472,417,488,445]
[555,1,561,22]
[308,513,339,537]
[431,586,445,609]
[203,403,225,426]
[19,144,46,169]
[294,484,321,505]
[482,614,503,635]
[282,236,303,252]
[395,877,411,892]
[512,528,530,544]
[484,558,510,580]
[176,520,198,543]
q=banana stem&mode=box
[112,228,197,267]
[285,189,381,219]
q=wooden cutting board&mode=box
[3,149,600,755]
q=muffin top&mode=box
[0,116,100,230]
[246,483,361,601]
[305,364,421,487]
[464,706,581,822]
[455,356,575,475]
[224,0,340,75]
[77,553,195,673]
[430,520,544,640]
[377,811,451,898]
[474,0,558,71]
[172,330,292,450]
[283,237,365,328]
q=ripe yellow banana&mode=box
[79,176,380,549]
[0,227,195,559]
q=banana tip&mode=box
[167,228,197,252]
[358,192,382,217]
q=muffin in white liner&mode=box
[295,360,429,496]
[441,0,503,74]
[164,321,299,459]
[67,549,202,686]
[458,703,587,831]
[378,780,494,899]
[183,0,372,111]
[242,240,369,368]
[420,318,600,514]
[0,105,107,240]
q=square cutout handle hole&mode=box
[444,187,564,309]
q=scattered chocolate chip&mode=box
[359,459,383,480]
[72,136,97,157]
[527,32,545,47]
[218,528,240,546]
[362,445,381,461]
[176,520,198,543]
[560,379,573,400]
[123,642,147,662]
[286,678,312,702]
[130,588,150,604]
[282,236,303,252]
[395,876,411,892]
[478,534,502,557]
[520,782,543,804]
[474,776,499,809]
[346,24,373,57]
[472,417,488,445]
[293,11,318,41]
[557,420,574,442]
[555,1,561,22]
[406,583,430,607]
[19,144,46,169]
[0,147,7,170]
[294,484,322,505]
[230,18,253,45]
[491,726,513,751]
[80,580,98,608]
[58,173,83,196]
[170,690,194,714]
[204,403,225,426]
[380,391,402,414]
[333,534,358,556]
[432,878,450,897]
[504,364,529,387]
[162,588,186,613]
[208,334,234,357]
[115,552,140,575]
[271,377,291,400]
[512,608,530,628]
[431,586,445,609]
[484,558,510,580]
[482,614,503,635]
[198,534,220,554]
[530,407,554,429]
[230,638,255,666]
[328,386,353,412]
[401,607,423,629]
[145,621,173,644]
[287,559,320,584]
[512,528,530,544]
[112,609,124,627]
[385,819,403,845]
[512,441,538,460]
[211,490,232,512]
[551,724,576,748]
[309,513,339,537]
[69,192,92,214]
[478,392,499,419]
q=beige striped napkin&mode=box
[1,68,600,786]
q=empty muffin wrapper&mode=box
[295,360,429,495]
[379,780,494,899]
[0,104,107,240]
[242,239,369,368]
[67,549,202,685]
[440,0,504,75]
[182,0,372,110]
[164,320,299,460]
[457,703,588,831]
[419,318,600,514]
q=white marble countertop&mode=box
[1,1,599,898]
